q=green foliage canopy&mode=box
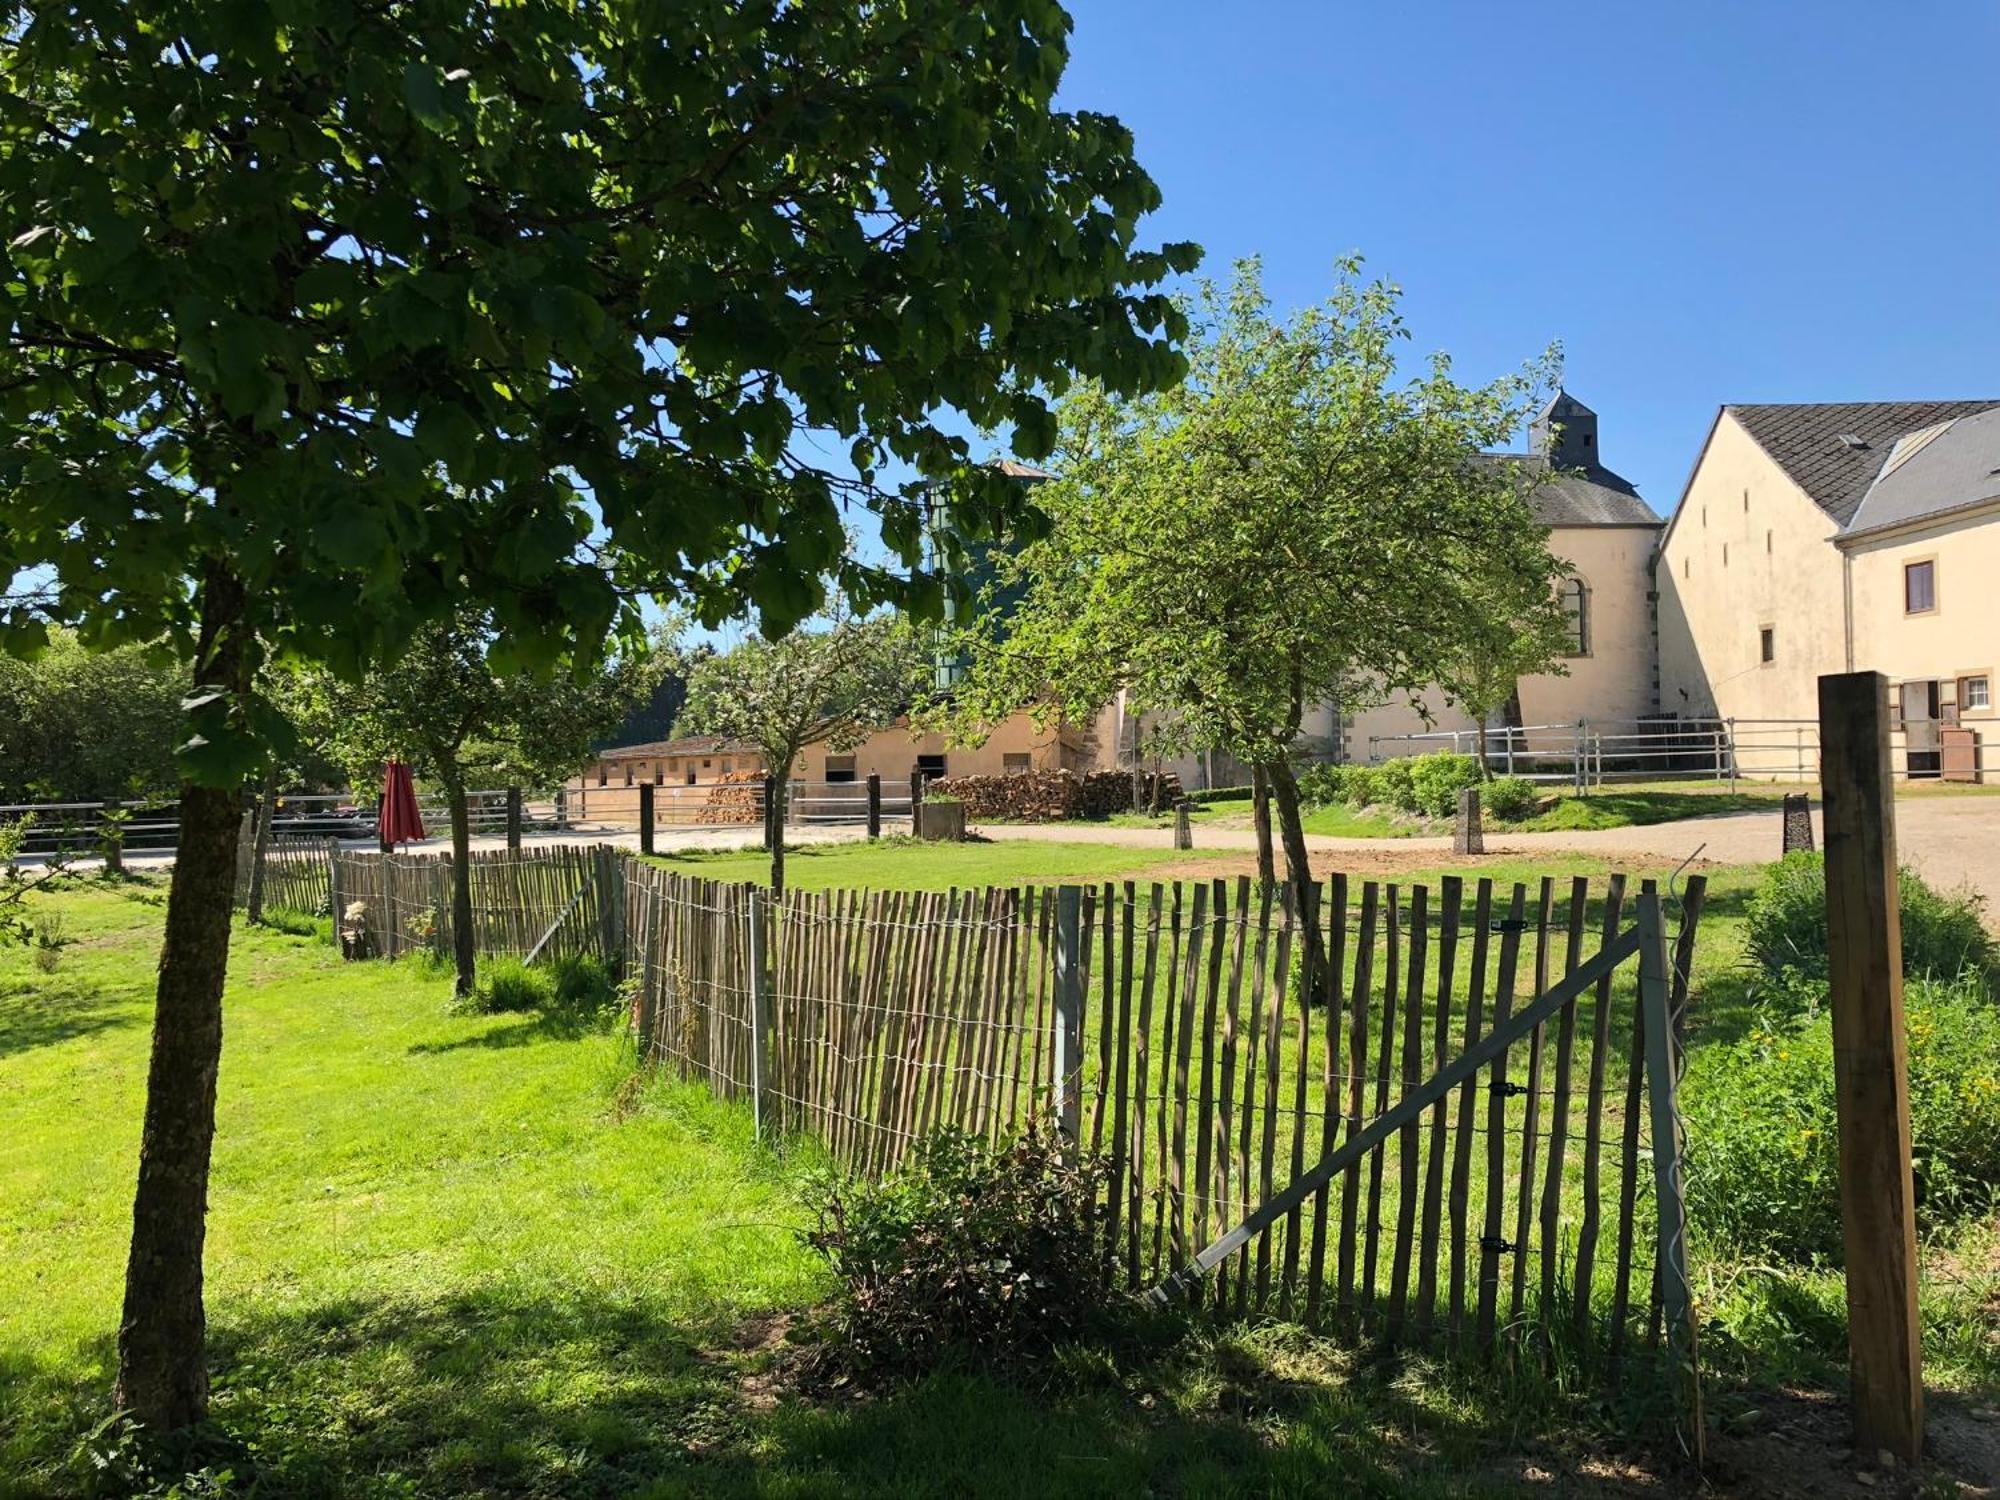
[0,0,1198,782]
[0,627,188,802]
[938,259,1568,776]
[306,609,664,795]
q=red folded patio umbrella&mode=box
[378,760,426,848]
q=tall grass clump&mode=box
[470,956,556,1013]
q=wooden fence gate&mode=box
[622,865,1708,1445]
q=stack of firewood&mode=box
[698,771,763,826]
[928,768,1184,822]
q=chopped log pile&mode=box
[930,768,1183,822]
[698,771,763,825]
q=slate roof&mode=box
[1728,401,2000,528]
[1842,405,2000,536]
[1477,453,1662,527]
[596,735,760,760]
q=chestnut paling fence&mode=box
[267,843,1709,1443]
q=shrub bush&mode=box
[803,1124,1106,1380]
[1405,753,1483,818]
[549,952,618,1021]
[471,956,555,1013]
[1683,974,2000,1260]
[1481,775,1539,822]
[1370,757,1417,813]
[1746,851,1992,983]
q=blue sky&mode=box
[1052,0,2000,515]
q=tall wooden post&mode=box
[866,773,882,840]
[747,886,770,1139]
[638,781,655,856]
[1052,884,1084,1140]
[1173,799,1193,851]
[1638,885,1704,1460]
[505,786,522,852]
[908,768,924,836]
[1819,670,1923,1465]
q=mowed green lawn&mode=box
[1,877,1643,1498]
[10,854,1994,1496]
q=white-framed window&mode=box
[1905,558,1937,614]
[1560,578,1589,656]
[1960,675,1991,712]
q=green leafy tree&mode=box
[1433,580,1574,777]
[0,0,1191,1432]
[0,629,188,803]
[680,607,927,891]
[941,259,1568,970]
[309,609,662,995]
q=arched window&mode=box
[1561,578,1589,656]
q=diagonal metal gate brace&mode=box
[1148,922,1644,1307]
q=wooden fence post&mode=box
[638,781,655,856]
[1819,670,1923,1465]
[909,768,924,836]
[324,838,340,923]
[505,786,522,852]
[1173,800,1193,851]
[1638,886,1704,1461]
[748,885,771,1139]
[866,773,882,840]
[1052,884,1085,1140]
[101,799,123,876]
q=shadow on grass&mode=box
[7,1285,1688,1498]
[0,981,141,1059]
[405,1007,606,1055]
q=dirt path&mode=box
[969,795,2000,905]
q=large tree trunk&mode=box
[115,566,249,1434]
[243,770,277,924]
[1250,765,1276,888]
[442,769,475,997]
[1264,758,1329,1001]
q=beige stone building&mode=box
[1657,400,2000,777]
[1335,393,1664,766]
[566,709,1094,823]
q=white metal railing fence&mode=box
[1365,716,1996,788]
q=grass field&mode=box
[648,835,1197,890]
[5,856,1997,1496]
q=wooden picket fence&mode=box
[328,843,626,965]
[240,835,336,915]
[276,844,1709,1434]
[626,865,1708,1395]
